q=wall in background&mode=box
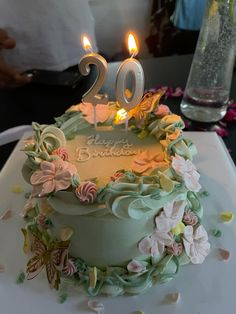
[89,0,153,59]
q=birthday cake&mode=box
[21,91,210,296]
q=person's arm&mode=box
[0,29,31,88]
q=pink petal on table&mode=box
[0,209,12,220]
[165,292,181,304]
[219,248,231,261]
[0,264,5,272]
[87,300,104,313]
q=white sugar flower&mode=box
[138,230,174,257]
[172,154,201,192]
[155,199,187,232]
[183,225,210,264]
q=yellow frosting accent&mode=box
[158,171,174,192]
[171,222,185,235]
[162,114,182,125]
[60,227,74,241]
[11,185,23,194]
[89,266,97,288]
[219,211,234,223]
[22,229,30,254]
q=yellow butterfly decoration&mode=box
[129,91,164,128]
[22,229,69,290]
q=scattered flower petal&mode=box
[0,264,5,272]
[0,209,12,220]
[16,272,25,284]
[218,248,231,261]
[219,211,234,223]
[210,229,222,238]
[11,185,23,194]
[60,227,73,241]
[211,125,229,137]
[87,300,104,314]
[58,293,68,304]
[165,292,181,304]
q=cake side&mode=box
[21,92,210,296]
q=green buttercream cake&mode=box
[21,92,210,296]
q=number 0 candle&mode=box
[116,33,144,112]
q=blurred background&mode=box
[90,0,202,60]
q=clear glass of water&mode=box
[181,0,236,122]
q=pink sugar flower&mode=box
[63,259,77,276]
[75,181,97,203]
[155,104,170,118]
[51,147,69,161]
[30,160,77,197]
[110,171,125,182]
[172,155,201,192]
[183,209,198,226]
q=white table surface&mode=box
[0,131,236,314]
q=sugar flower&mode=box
[132,151,169,175]
[30,159,77,197]
[51,147,69,161]
[138,230,174,257]
[183,225,210,264]
[155,104,170,118]
[155,199,187,232]
[75,181,97,203]
[172,154,201,192]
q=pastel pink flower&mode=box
[78,102,112,124]
[132,151,168,175]
[127,260,146,273]
[138,230,174,257]
[172,155,201,192]
[110,172,125,182]
[30,160,77,197]
[75,181,97,203]
[155,104,170,118]
[166,242,183,256]
[36,213,50,229]
[183,225,210,264]
[63,258,77,276]
[51,147,69,161]
[155,199,187,232]
[183,209,198,226]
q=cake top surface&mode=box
[22,91,199,219]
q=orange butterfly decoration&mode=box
[23,229,69,290]
[129,91,164,128]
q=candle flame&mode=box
[115,108,128,124]
[82,36,92,52]
[128,33,138,57]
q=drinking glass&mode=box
[181,0,236,122]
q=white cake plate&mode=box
[0,132,235,314]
